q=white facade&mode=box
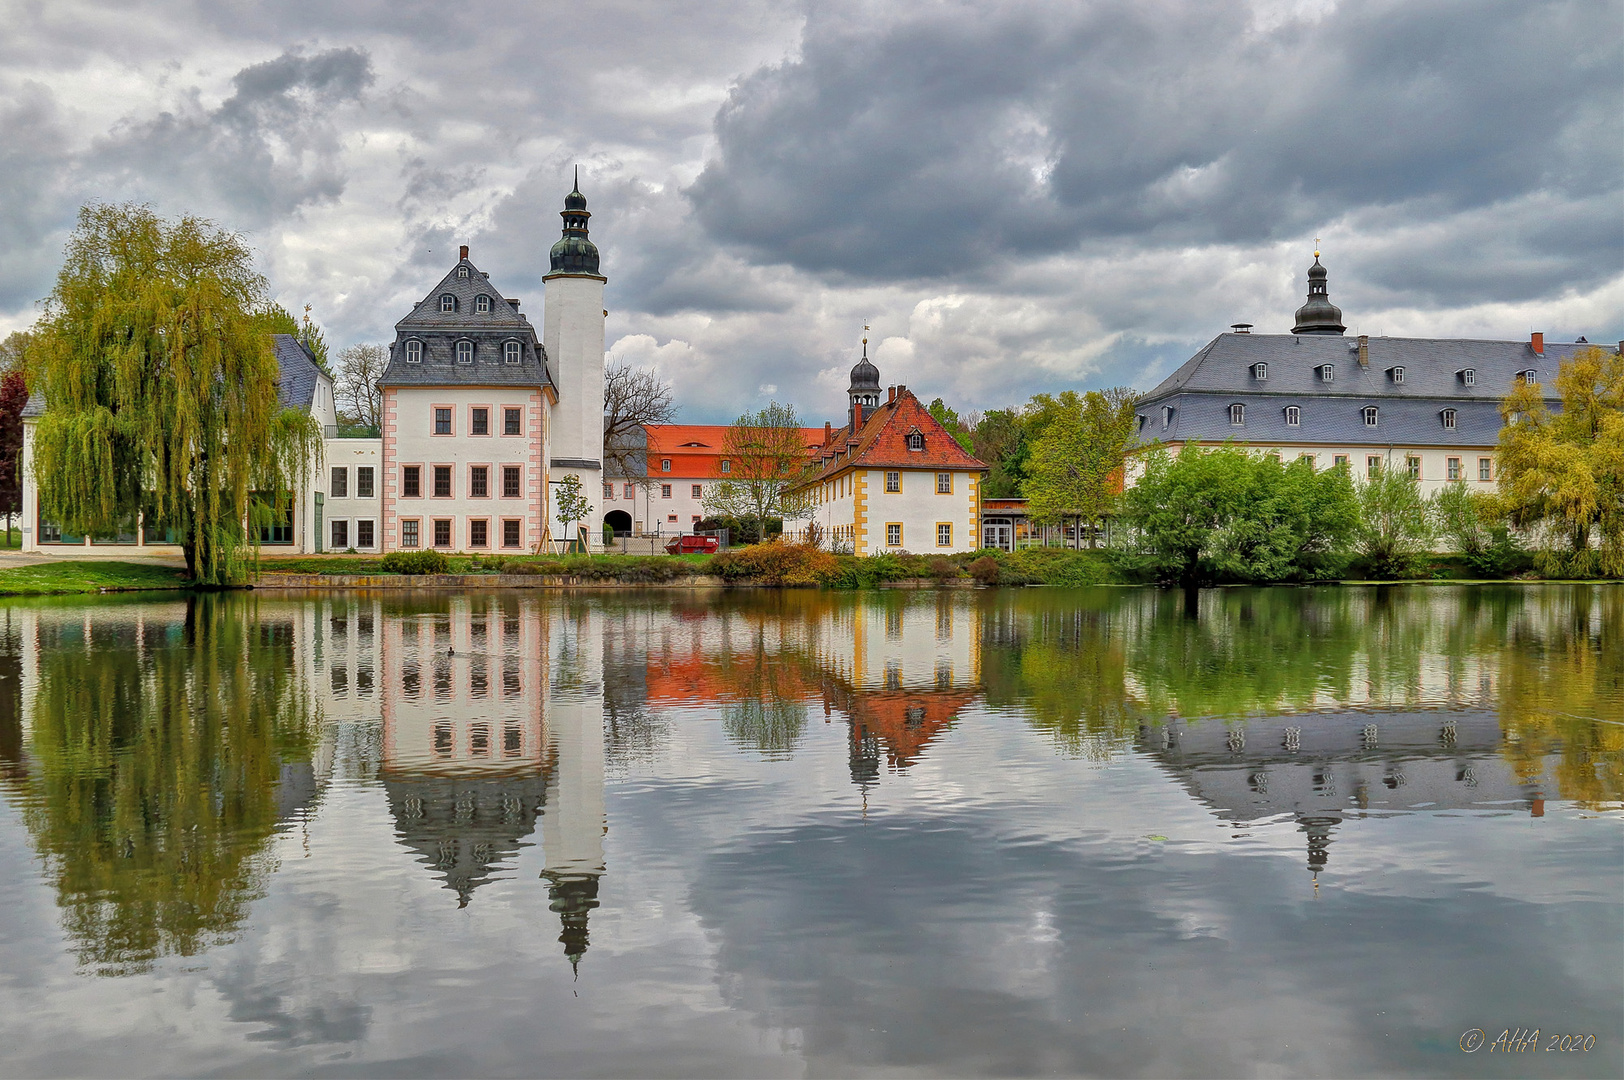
[543,273,606,551]
[1124,440,1503,498]
[803,466,983,555]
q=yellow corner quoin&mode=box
[853,470,869,555]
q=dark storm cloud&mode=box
[91,47,374,226]
[691,0,1623,298]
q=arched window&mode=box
[475,295,492,313]
[1252,362,1268,380]
[1319,364,1334,382]
[1460,368,1476,386]
[1521,369,1538,386]
[720,459,731,474]
[504,341,520,364]
[1390,366,1405,384]
[661,459,671,472]
[1441,408,1457,430]
[907,431,925,450]
[405,340,423,363]
[456,266,470,278]
[457,341,474,364]
[1363,405,1379,427]
[1283,406,1300,427]
[1229,403,1245,426]
[439,294,455,313]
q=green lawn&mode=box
[0,560,190,596]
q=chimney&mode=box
[1358,334,1369,368]
[459,244,469,260]
[897,384,906,397]
[1530,331,1544,355]
[888,386,897,404]
[1231,323,1253,334]
[824,420,832,442]
[507,298,520,310]
[853,402,863,429]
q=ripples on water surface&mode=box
[0,585,1618,1078]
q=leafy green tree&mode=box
[1497,345,1624,577]
[926,397,973,451]
[1432,481,1523,576]
[704,401,810,544]
[970,407,1027,498]
[30,204,321,584]
[1354,463,1435,578]
[1023,387,1138,547]
[553,473,593,547]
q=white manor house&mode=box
[21,181,610,556]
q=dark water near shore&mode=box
[0,585,1618,1078]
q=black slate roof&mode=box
[1136,333,1584,447]
[380,257,552,390]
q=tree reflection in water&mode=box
[4,596,319,976]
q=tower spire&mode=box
[847,326,880,430]
[1291,247,1346,335]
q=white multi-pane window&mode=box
[936,472,951,493]
[331,466,347,498]
[1229,403,1245,425]
[1283,406,1300,426]
[1461,368,1476,386]
[475,295,491,313]
[691,484,702,498]
[1367,456,1382,479]
[1447,458,1461,480]
[1441,408,1457,429]
[357,467,374,498]
[406,340,423,363]
[937,523,951,546]
[457,341,474,364]
[1479,458,1492,481]
[1391,366,1405,384]
[1407,456,1421,480]
[504,341,520,364]
[1252,362,1268,380]
[1319,364,1334,382]
[1362,406,1379,427]
[439,295,455,313]
[885,471,900,492]
[886,523,902,546]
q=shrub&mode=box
[926,556,961,581]
[710,541,836,585]
[968,556,1001,585]
[380,549,449,574]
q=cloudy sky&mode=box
[2,0,1620,423]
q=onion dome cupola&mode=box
[1291,248,1345,335]
[848,329,881,430]
[547,167,601,277]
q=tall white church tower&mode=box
[543,171,607,550]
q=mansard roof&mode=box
[396,257,530,329]
[798,387,985,488]
[380,254,552,390]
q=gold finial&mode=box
[1314,237,1321,259]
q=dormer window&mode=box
[456,266,470,278]
[1137,414,1146,433]
[1229,403,1245,426]
[1161,405,1174,429]
[456,341,474,364]
[661,459,671,472]
[1252,362,1268,380]
[1363,405,1379,427]
[907,430,925,451]
[1390,366,1405,384]
[439,294,456,313]
[1319,364,1334,382]
[721,459,731,474]
[475,295,491,314]
[1520,369,1538,386]
[1441,408,1457,430]
[1283,406,1300,427]
[405,340,423,363]
[1460,368,1476,386]
[504,341,520,364]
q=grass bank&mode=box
[0,560,190,596]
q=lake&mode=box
[0,585,1618,1078]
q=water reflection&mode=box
[0,585,1617,1076]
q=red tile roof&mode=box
[797,388,985,488]
[643,423,827,479]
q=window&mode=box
[667,513,678,523]
[937,523,952,546]
[1252,362,1267,380]
[456,341,473,364]
[1334,454,1349,468]
[434,407,452,435]
[1391,366,1405,384]
[691,484,702,498]
[1362,405,1379,427]
[471,466,489,498]
[1521,369,1538,385]
[1283,406,1300,427]
[504,408,522,435]
[357,519,375,548]
[1367,455,1382,479]
[470,725,489,756]
[907,431,924,451]
[331,520,348,549]
[403,465,421,498]
[439,295,455,313]
[1162,405,1175,429]
[433,519,452,547]
[472,407,489,435]
[1447,457,1461,481]
[604,483,615,499]
[504,341,520,364]
[1441,408,1457,430]
[433,465,452,497]
[457,266,469,278]
[402,519,420,547]
[330,466,347,498]
[1298,453,1316,467]
[660,458,671,472]
[623,483,634,498]
[886,523,902,546]
[720,459,731,473]
[1229,403,1245,426]
[475,294,491,313]
[1461,368,1476,386]
[405,340,422,363]
[661,484,672,498]
[885,471,900,493]
[502,466,521,498]
[1319,364,1334,382]
[1406,456,1421,480]
[937,472,952,493]
[357,467,374,498]
[502,519,521,548]
[1479,458,1492,482]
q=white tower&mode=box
[541,604,606,973]
[543,171,607,551]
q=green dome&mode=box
[549,234,600,275]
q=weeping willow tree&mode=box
[31,204,321,585]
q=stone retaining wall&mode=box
[253,572,738,590]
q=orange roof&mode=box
[644,424,826,479]
[797,388,984,488]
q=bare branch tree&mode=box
[335,343,386,435]
[603,357,676,485]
